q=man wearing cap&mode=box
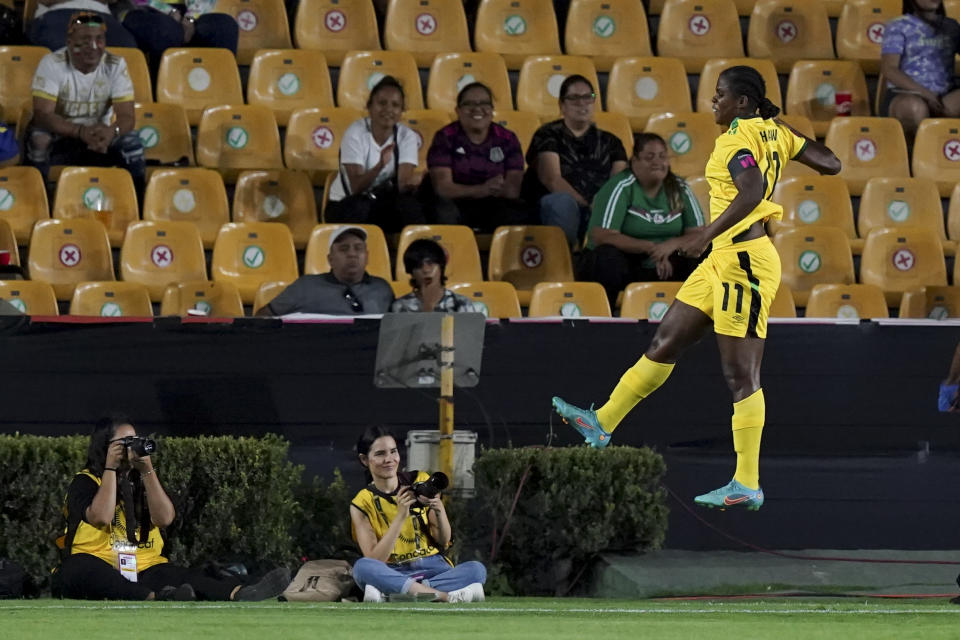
[26,11,145,195]
[258,227,394,316]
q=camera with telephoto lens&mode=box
[398,471,449,499]
[118,436,156,457]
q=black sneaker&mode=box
[233,568,291,602]
[157,583,196,601]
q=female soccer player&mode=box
[552,66,841,510]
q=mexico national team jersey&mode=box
[704,116,807,249]
[32,49,134,126]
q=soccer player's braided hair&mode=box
[633,132,686,213]
[720,66,780,120]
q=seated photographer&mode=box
[350,426,486,603]
[55,414,291,601]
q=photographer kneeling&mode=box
[350,426,486,602]
[55,414,290,601]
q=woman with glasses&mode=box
[423,82,531,231]
[30,2,137,50]
[521,74,628,248]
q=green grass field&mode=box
[3,598,959,639]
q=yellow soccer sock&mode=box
[732,388,765,490]
[595,356,675,433]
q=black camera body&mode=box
[119,436,156,457]
[398,470,449,499]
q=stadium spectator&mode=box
[578,132,706,306]
[259,226,394,316]
[30,0,137,50]
[54,414,291,600]
[25,12,145,196]
[120,0,239,68]
[350,425,486,603]
[522,74,628,248]
[880,0,960,139]
[423,82,531,232]
[390,239,479,313]
[939,340,960,412]
[324,76,426,232]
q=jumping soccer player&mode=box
[552,66,841,511]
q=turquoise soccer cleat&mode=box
[551,396,612,449]
[694,479,764,511]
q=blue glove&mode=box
[939,383,959,412]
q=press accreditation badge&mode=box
[118,552,138,582]
[489,146,504,163]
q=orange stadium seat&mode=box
[448,281,522,317]
[656,0,744,73]
[142,168,230,249]
[304,223,392,280]
[804,283,889,318]
[912,118,960,197]
[772,226,855,306]
[395,224,482,283]
[785,60,870,138]
[427,52,513,113]
[777,114,819,181]
[390,279,413,297]
[156,48,244,126]
[0,46,46,126]
[563,0,653,72]
[401,109,455,172]
[0,218,19,266]
[899,286,960,319]
[384,0,471,68]
[195,105,284,183]
[0,166,49,245]
[516,55,600,121]
[644,112,723,179]
[252,279,292,314]
[135,103,194,168]
[211,222,300,303]
[491,110,542,157]
[685,175,711,217]
[528,281,611,317]
[320,171,336,221]
[619,281,683,320]
[948,182,960,242]
[858,177,951,254]
[606,56,691,132]
[0,280,58,316]
[52,167,139,248]
[771,174,859,249]
[593,111,635,157]
[107,48,152,104]
[823,117,910,196]
[337,50,424,112]
[233,170,319,250]
[835,0,900,74]
[293,0,381,66]
[119,221,207,301]
[769,282,797,317]
[69,281,153,317]
[747,0,835,73]
[488,225,573,306]
[212,0,292,65]
[160,280,245,317]
[696,57,781,114]
[247,49,335,127]
[860,227,948,305]
[664,0,760,15]
[474,0,562,70]
[27,219,114,300]
[284,107,364,186]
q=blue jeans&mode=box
[352,555,486,595]
[538,192,591,247]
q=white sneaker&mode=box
[446,582,484,603]
[363,584,386,603]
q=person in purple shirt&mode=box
[881,0,960,139]
[424,82,531,232]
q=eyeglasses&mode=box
[459,100,493,109]
[562,93,596,104]
[343,288,364,313]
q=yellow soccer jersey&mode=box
[704,116,807,249]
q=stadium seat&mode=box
[0,280,58,316]
[120,220,208,301]
[27,219,114,300]
[135,103,194,168]
[516,55,600,120]
[337,50,424,112]
[785,60,870,137]
[401,109,456,171]
[0,218,18,266]
[563,0,653,72]
[592,111,635,157]
[528,281,611,317]
[142,168,230,249]
[211,0,292,65]
[284,106,364,186]
[835,0,900,74]
[0,166,49,245]
[606,56,691,132]
[69,281,153,317]
[619,281,682,320]
[106,47,152,104]
[777,114,819,181]
[644,112,723,179]
[823,117,910,196]
[247,49,335,127]
[769,282,797,317]
[685,175,711,217]
[899,286,960,319]
[948,182,960,242]
[772,226,855,306]
[252,279,291,314]
[491,110,542,157]
[293,0,381,66]
[233,170,319,250]
[912,118,960,197]
[656,0,744,73]
[52,167,139,248]
[384,0,471,68]
[696,58,781,114]
[427,52,513,113]
[395,224,482,283]
[389,279,412,298]
[320,171,336,221]
[487,225,573,306]
[156,48,244,126]
[948,0,960,17]
[195,105,284,183]
[160,280,245,317]
[747,0,835,73]
[858,177,951,255]
[211,222,300,304]
[448,281,522,317]
[304,223,392,280]
[860,227,948,305]
[804,283,889,318]
[474,0,562,70]
[0,46,46,126]
[771,174,859,250]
